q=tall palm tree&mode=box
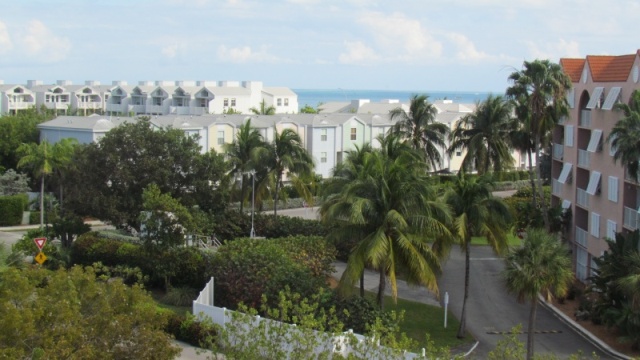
[503,228,573,360]
[50,138,78,210]
[321,134,452,309]
[390,94,449,170]
[506,60,572,230]
[223,119,265,212]
[448,95,515,175]
[509,97,538,209]
[17,140,55,226]
[261,128,313,217]
[608,89,640,181]
[443,173,512,338]
[250,100,276,115]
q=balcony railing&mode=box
[128,104,146,114]
[578,149,590,168]
[44,102,69,110]
[577,188,589,208]
[552,179,562,195]
[580,110,592,127]
[576,226,588,247]
[146,105,166,114]
[624,206,639,230]
[625,168,640,183]
[106,103,125,112]
[553,144,564,160]
[8,102,34,109]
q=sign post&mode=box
[33,237,47,265]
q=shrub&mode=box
[29,210,58,225]
[327,294,396,334]
[163,286,199,307]
[0,194,28,226]
[165,313,216,347]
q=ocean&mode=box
[293,89,497,109]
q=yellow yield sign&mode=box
[35,252,47,265]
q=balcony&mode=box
[625,168,640,183]
[146,105,166,114]
[190,107,207,116]
[44,102,69,110]
[578,149,590,168]
[170,106,191,115]
[575,226,588,247]
[552,179,562,195]
[553,144,564,160]
[8,102,34,110]
[128,104,146,114]
[106,103,125,113]
[580,110,592,127]
[624,206,639,230]
[577,188,589,208]
[77,102,102,109]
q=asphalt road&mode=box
[438,246,606,359]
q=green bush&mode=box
[29,210,58,225]
[165,313,216,347]
[325,295,396,335]
[0,194,28,226]
[163,286,199,307]
[212,209,329,241]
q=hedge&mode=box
[0,194,28,226]
[29,210,58,225]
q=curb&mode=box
[0,220,106,232]
[537,295,631,360]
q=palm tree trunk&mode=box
[534,140,550,230]
[239,175,245,213]
[274,175,280,218]
[377,268,386,310]
[360,273,365,297]
[527,149,537,210]
[39,175,45,227]
[526,298,538,360]
[457,240,471,338]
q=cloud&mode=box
[0,21,13,54]
[19,20,71,62]
[161,44,179,58]
[447,33,491,61]
[527,39,580,60]
[217,45,284,63]
[338,41,379,64]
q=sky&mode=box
[0,0,638,92]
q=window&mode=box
[223,98,229,107]
[320,152,327,163]
[606,220,617,240]
[321,128,327,141]
[587,129,602,153]
[591,212,600,238]
[609,133,617,156]
[567,88,575,109]
[231,98,236,106]
[350,128,357,141]
[558,163,573,184]
[608,176,618,202]
[601,87,621,110]
[586,171,601,195]
[586,87,604,109]
[217,131,224,145]
[565,125,574,147]
[284,98,289,106]
[562,200,571,212]
[277,98,282,106]
[456,151,462,156]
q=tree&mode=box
[321,134,452,309]
[0,265,181,360]
[0,108,54,170]
[299,103,323,114]
[250,100,276,115]
[261,128,314,217]
[390,94,449,170]
[49,137,78,209]
[508,98,539,211]
[139,183,194,250]
[17,140,54,227]
[448,95,515,175]
[65,120,229,230]
[503,228,573,360]
[0,169,30,196]
[223,119,265,212]
[506,59,572,230]
[608,89,640,181]
[443,173,512,338]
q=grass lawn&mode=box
[363,291,472,352]
[471,233,521,247]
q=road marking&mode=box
[470,258,501,261]
[486,330,563,335]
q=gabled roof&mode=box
[0,84,33,93]
[263,87,296,96]
[586,54,636,82]
[560,58,585,83]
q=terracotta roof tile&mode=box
[560,58,585,83]
[586,54,636,82]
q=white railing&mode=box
[553,144,564,160]
[106,103,125,112]
[45,102,69,110]
[128,104,146,114]
[146,104,166,114]
[190,107,207,116]
[8,102,34,109]
[624,206,639,230]
[552,179,562,195]
[578,149,590,168]
[580,110,592,127]
[575,226,588,247]
[576,188,589,208]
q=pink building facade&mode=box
[554,50,640,282]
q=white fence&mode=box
[193,277,430,359]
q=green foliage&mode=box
[140,183,194,249]
[0,108,54,170]
[29,209,58,225]
[0,169,30,195]
[210,238,330,310]
[163,286,199,306]
[51,210,91,248]
[328,295,395,334]
[0,265,181,360]
[0,194,28,226]
[299,104,320,113]
[165,312,217,347]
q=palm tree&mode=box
[50,138,78,209]
[448,95,515,175]
[17,140,55,226]
[261,128,313,217]
[506,60,572,230]
[390,94,449,170]
[443,173,512,338]
[321,134,452,309]
[503,228,573,360]
[250,100,276,115]
[223,119,265,212]
[508,97,538,209]
[608,89,640,181]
